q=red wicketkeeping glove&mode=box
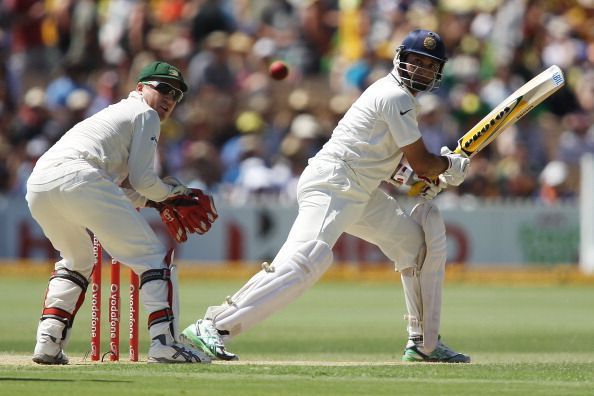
[156,204,188,243]
[163,189,218,235]
[188,188,218,223]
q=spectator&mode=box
[221,110,267,184]
[557,111,594,167]
[5,0,54,102]
[417,93,459,155]
[189,0,234,47]
[188,31,236,94]
[45,61,93,111]
[538,160,575,204]
[8,86,48,145]
[0,0,591,203]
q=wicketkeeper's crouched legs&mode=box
[140,255,211,363]
[33,266,90,365]
[34,254,209,364]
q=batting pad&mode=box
[169,262,180,341]
[403,202,446,354]
[206,240,333,338]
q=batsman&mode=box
[182,30,471,363]
[26,61,217,364]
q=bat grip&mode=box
[407,181,425,196]
[408,179,430,196]
[407,145,465,196]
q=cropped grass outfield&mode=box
[1,270,593,395]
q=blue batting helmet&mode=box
[399,29,447,66]
[394,29,447,92]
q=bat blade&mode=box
[409,64,565,196]
[455,64,565,158]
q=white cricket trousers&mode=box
[26,169,166,276]
[280,157,424,271]
[26,169,170,317]
[207,157,425,337]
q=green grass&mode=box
[1,275,593,395]
[3,363,594,396]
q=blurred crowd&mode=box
[1,0,594,205]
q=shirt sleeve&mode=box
[121,187,148,208]
[380,92,423,148]
[127,109,172,201]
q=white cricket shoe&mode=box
[33,332,69,365]
[180,319,238,361]
[32,319,69,365]
[147,334,212,364]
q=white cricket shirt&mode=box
[314,73,422,192]
[27,91,172,202]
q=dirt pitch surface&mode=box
[0,353,407,367]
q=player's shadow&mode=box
[0,377,131,383]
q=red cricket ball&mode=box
[269,61,289,80]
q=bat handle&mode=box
[406,144,467,197]
[408,178,436,197]
[407,181,425,196]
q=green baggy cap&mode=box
[137,61,188,92]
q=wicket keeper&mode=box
[27,61,216,364]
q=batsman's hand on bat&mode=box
[147,200,188,243]
[418,175,447,200]
[440,146,470,186]
[389,158,445,200]
[163,188,218,235]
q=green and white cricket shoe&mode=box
[402,337,471,363]
[180,319,238,361]
[147,334,212,364]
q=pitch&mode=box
[1,274,593,395]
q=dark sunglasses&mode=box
[142,81,184,102]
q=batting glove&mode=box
[418,175,446,200]
[440,146,470,186]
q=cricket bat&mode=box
[409,64,565,196]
